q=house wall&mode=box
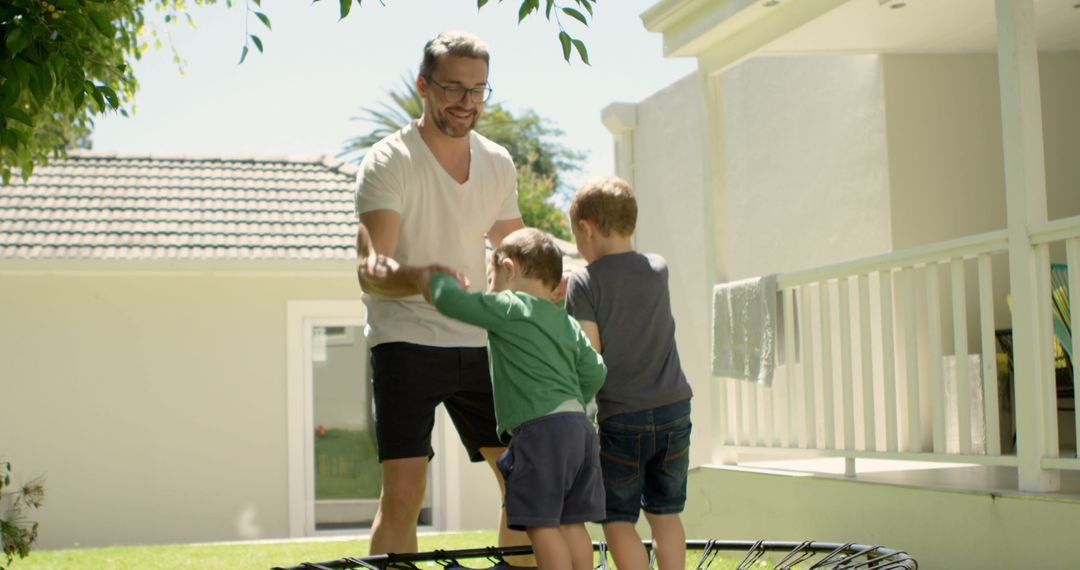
[618,72,714,466]
[720,54,894,280]
[1042,53,1080,223]
[0,266,499,548]
[882,53,1080,357]
[884,52,1080,252]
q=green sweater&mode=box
[429,273,606,440]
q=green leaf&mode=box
[255,11,271,30]
[0,83,18,109]
[5,26,29,58]
[238,45,249,64]
[572,39,590,65]
[579,0,593,16]
[545,0,553,19]
[562,7,588,25]
[558,31,571,62]
[91,86,106,113]
[99,86,119,109]
[88,11,114,37]
[29,74,44,103]
[254,0,261,5]
[7,108,33,127]
[478,0,489,7]
[339,0,352,19]
[250,34,263,53]
[517,0,535,23]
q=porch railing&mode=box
[715,214,1080,477]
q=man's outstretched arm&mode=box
[356,210,465,298]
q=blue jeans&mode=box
[598,399,692,523]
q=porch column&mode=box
[697,65,734,465]
[995,0,1058,492]
[601,103,638,191]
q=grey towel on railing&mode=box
[712,275,778,385]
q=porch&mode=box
[713,215,1080,487]
[695,216,1080,568]
[612,1,1080,567]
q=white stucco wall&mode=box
[882,52,1080,345]
[615,72,713,467]
[1042,53,1080,222]
[0,267,358,548]
[721,54,894,280]
[884,52,1080,251]
[0,264,501,548]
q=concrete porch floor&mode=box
[732,456,1080,499]
[680,459,1080,569]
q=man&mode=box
[353,31,528,557]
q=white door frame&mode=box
[285,299,367,537]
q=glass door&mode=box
[310,324,380,531]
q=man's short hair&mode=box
[420,31,491,78]
[492,228,563,291]
[569,176,637,237]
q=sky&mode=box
[90,0,698,192]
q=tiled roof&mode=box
[0,153,359,261]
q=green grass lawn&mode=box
[314,428,380,500]
[15,530,746,569]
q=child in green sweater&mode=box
[416,228,606,570]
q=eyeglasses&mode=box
[424,76,493,104]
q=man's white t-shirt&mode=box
[355,121,521,348]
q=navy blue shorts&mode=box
[598,399,692,523]
[496,412,605,530]
[369,342,503,462]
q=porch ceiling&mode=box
[643,0,1080,71]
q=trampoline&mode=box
[272,539,918,569]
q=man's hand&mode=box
[552,267,573,304]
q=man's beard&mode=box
[432,105,478,138]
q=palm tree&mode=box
[339,72,584,240]
[339,74,424,155]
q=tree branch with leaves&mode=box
[0,0,597,185]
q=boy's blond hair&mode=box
[569,176,637,237]
[492,228,563,290]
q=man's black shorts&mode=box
[370,342,503,462]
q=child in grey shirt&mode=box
[565,175,694,570]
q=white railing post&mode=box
[977,254,1002,456]
[899,267,922,452]
[926,263,945,454]
[784,288,799,449]
[880,270,899,452]
[838,277,856,451]
[995,0,1058,491]
[820,281,836,448]
[951,259,973,455]
[858,274,877,451]
[800,286,817,448]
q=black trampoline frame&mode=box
[271,539,918,570]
